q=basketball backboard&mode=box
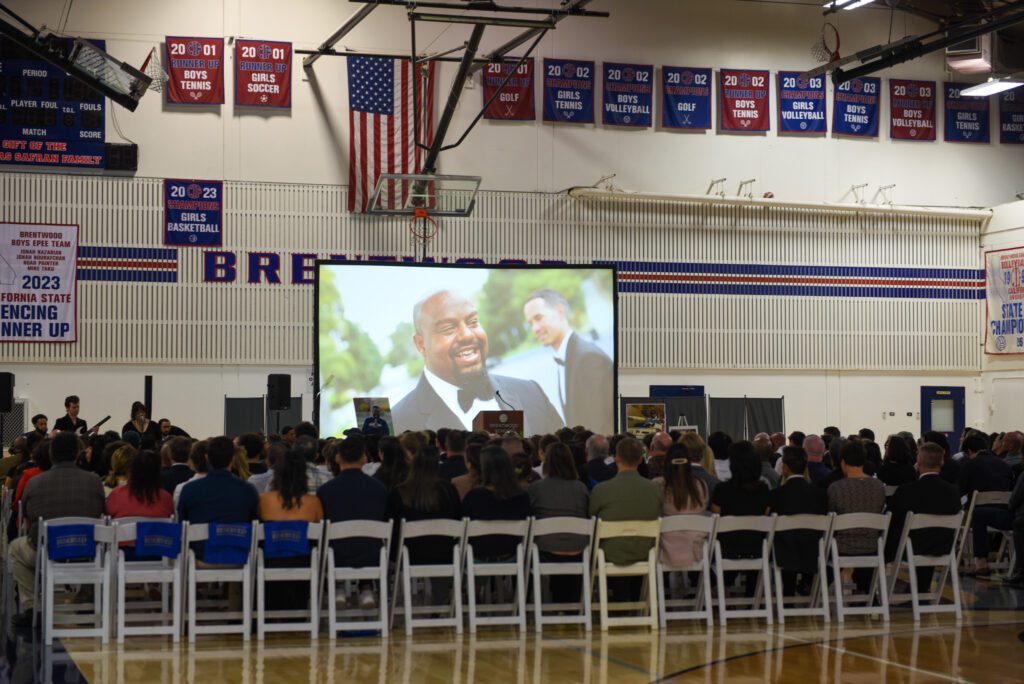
[367,173,481,217]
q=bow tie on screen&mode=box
[553,357,565,367]
[457,387,492,413]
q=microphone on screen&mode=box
[315,375,335,398]
[495,391,517,411]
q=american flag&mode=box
[347,56,436,213]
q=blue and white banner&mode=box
[542,58,595,124]
[944,83,990,143]
[77,246,178,283]
[832,77,880,138]
[603,62,653,128]
[1000,91,1024,144]
[662,67,712,130]
[1,222,78,342]
[985,246,1024,355]
[164,179,223,247]
[777,71,827,134]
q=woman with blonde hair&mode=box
[105,444,138,493]
[678,432,719,506]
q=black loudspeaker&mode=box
[267,374,291,411]
[0,373,12,412]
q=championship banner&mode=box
[1,223,77,342]
[944,83,989,143]
[999,91,1024,144]
[719,69,770,132]
[662,67,712,130]
[164,179,223,246]
[542,58,595,124]
[777,71,826,134]
[985,246,1024,355]
[603,62,653,128]
[890,79,936,141]
[833,77,880,137]
[482,59,534,120]
[235,39,291,108]
[165,36,225,104]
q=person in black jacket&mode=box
[886,442,962,589]
[122,401,161,441]
[54,395,94,435]
[462,446,531,561]
[768,447,829,596]
[159,437,194,494]
[958,434,1014,575]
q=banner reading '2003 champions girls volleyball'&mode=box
[986,246,1024,355]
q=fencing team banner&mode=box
[164,179,223,246]
[832,77,880,137]
[777,71,826,134]
[543,59,595,123]
[235,39,291,108]
[662,67,712,130]
[719,69,769,132]
[603,63,653,127]
[985,246,1024,355]
[890,79,936,141]
[1001,92,1024,144]
[0,222,78,342]
[482,59,535,120]
[165,36,225,104]
[944,83,989,143]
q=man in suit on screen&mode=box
[523,289,614,432]
[391,290,563,435]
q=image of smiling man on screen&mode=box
[391,290,563,435]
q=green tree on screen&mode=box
[386,321,424,379]
[318,270,384,409]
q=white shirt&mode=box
[551,331,573,422]
[423,367,499,430]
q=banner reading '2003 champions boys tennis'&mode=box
[986,246,1024,355]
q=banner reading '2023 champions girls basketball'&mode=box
[986,246,1024,355]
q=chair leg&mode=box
[907,553,921,622]
[466,554,478,634]
[188,564,196,643]
[950,560,963,620]
[100,578,111,644]
[402,558,413,637]
[582,557,593,632]
[762,556,774,626]
[327,568,337,640]
[714,549,727,626]
[309,570,319,639]
[453,562,464,636]
[656,566,667,629]
[648,566,658,630]
[117,568,126,645]
[172,575,181,643]
[773,567,785,625]
[877,557,890,622]
[516,564,527,633]
[702,562,714,628]
[531,554,543,634]
[379,568,390,638]
[243,569,252,641]
[597,561,609,632]
[256,566,265,641]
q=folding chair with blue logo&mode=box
[185,522,255,641]
[40,517,113,645]
[112,517,185,642]
[255,520,323,639]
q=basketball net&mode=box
[140,46,167,93]
[409,207,439,243]
[811,22,841,63]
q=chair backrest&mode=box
[975,490,1011,507]
[324,519,393,542]
[42,518,113,562]
[529,516,595,540]
[595,519,661,542]
[831,512,890,533]
[772,513,833,534]
[112,517,175,544]
[466,519,530,539]
[906,511,963,532]
[884,485,899,497]
[255,520,324,542]
[713,515,775,535]
[400,518,465,541]
[658,514,716,535]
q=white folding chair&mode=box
[770,513,834,624]
[255,520,323,639]
[464,519,531,633]
[40,517,114,645]
[112,517,184,643]
[888,511,964,621]
[185,522,255,642]
[593,519,661,631]
[529,516,595,633]
[884,485,899,498]
[1,487,15,616]
[973,491,1014,573]
[829,512,891,622]
[956,491,979,571]
[712,515,776,625]
[391,518,466,636]
[321,519,392,638]
[656,514,717,627]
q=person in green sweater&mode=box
[589,436,663,566]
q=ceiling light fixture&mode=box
[822,0,876,9]
[961,77,1024,96]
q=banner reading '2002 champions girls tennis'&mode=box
[986,246,1024,355]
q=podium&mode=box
[472,410,524,435]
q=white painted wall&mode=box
[5,0,1022,206]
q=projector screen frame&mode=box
[312,259,619,436]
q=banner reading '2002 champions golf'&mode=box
[986,246,1024,355]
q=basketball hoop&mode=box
[409,208,439,241]
[140,46,167,93]
[811,22,841,63]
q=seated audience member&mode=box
[863,440,882,477]
[104,444,138,494]
[249,441,285,493]
[23,414,48,449]
[711,442,771,559]
[13,439,51,520]
[584,434,616,486]
[653,444,709,568]
[644,431,673,480]
[387,446,461,566]
[452,443,482,501]
[160,436,194,494]
[122,401,160,441]
[512,451,538,489]
[0,437,27,480]
[174,440,209,508]
[886,442,963,589]
[318,434,389,609]
[106,449,175,519]
[230,445,252,480]
[589,437,663,564]
[959,433,1013,575]
[769,447,828,595]
[827,440,886,593]
[438,430,468,481]
[1006,470,1024,586]
[1000,431,1023,469]
[10,432,105,627]
[292,435,330,494]
[54,395,91,435]
[177,436,259,525]
[802,435,832,487]
[463,447,532,560]
[677,432,718,508]
[921,430,959,484]
[752,435,780,490]
[158,418,190,442]
[707,431,733,482]
[238,433,267,475]
[878,434,917,488]
[374,436,409,491]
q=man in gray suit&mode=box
[523,289,614,433]
[391,290,563,436]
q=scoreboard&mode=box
[0,36,106,168]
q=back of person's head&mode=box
[1002,431,1023,453]
[445,429,467,455]
[480,446,523,499]
[788,431,806,447]
[272,448,309,509]
[823,426,841,439]
[292,436,318,463]
[167,436,191,464]
[207,436,235,470]
[884,434,912,465]
[50,431,79,464]
[858,428,876,442]
[962,434,987,454]
[293,421,318,440]
[840,441,867,468]
[189,440,209,473]
[338,434,366,465]
[917,442,945,470]
[122,430,142,447]
[727,441,761,487]
[707,431,732,461]
[128,449,162,505]
[585,433,609,461]
[921,431,950,459]
[399,431,424,459]
[663,443,703,508]
[502,434,526,457]
[555,427,574,443]
[752,437,774,464]
[466,443,483,475]
[678,432,705,464]
[266,440,288,469]
[615,436,644,467]
[231,446,251,480]
[33,439,53,471]
[238,433,264,460]
[109,444,138,479]
[400,445,443,511]
[781,446,807,476]
[511,451,534,483]
[378,435,404,467]
[650,432,672,455]
[436,427,450,451]
[543,442,578,480]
